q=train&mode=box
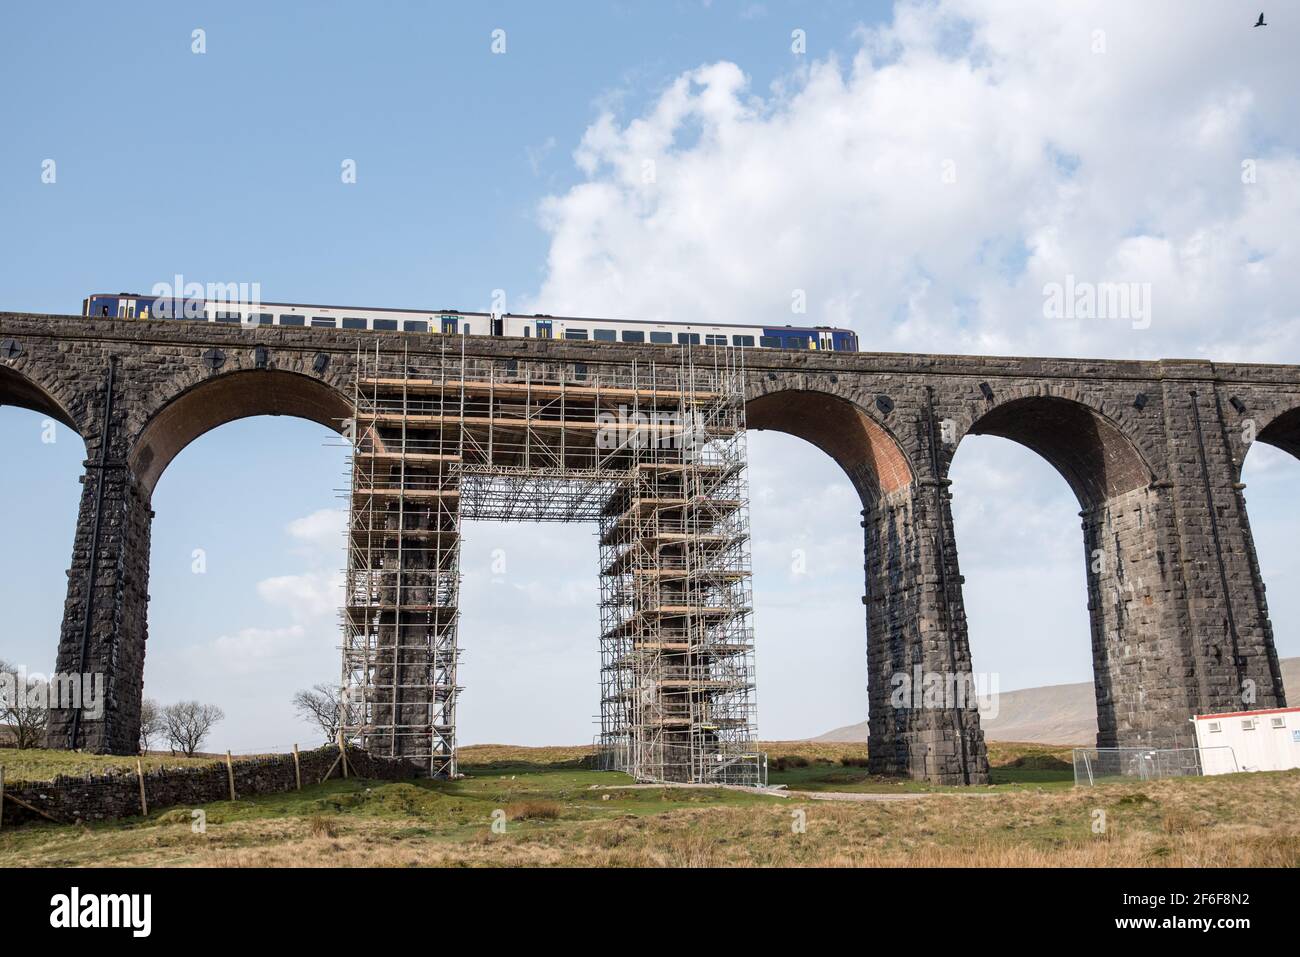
[81,292,859,352]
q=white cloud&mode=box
[208,625,309,674]
[516,2,1300,730]
[286,508,347,559]
[526,0,1300,364]
[526,136,558,176]
[256,571,343,624]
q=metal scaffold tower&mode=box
[341,337,761,786]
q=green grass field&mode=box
[1,741,1294,867]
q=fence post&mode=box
[293,744,302,791]
[225,751,236,801]
[135,758,148,816]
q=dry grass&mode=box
[129,785,1300,868]
[3,740,1296,868]
[306,815,341,838]
[2,758,1295,868]
[505,800,562,821]
[458,743,596,766]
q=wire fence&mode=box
[1071,746,1240,786]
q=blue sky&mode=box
[0,1,891,316]
[3,2,1299,751]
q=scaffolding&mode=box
[341,337,761,785]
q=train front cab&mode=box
[84,294,124,318]
[83,294,196,320]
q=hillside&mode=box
[812,656,1300,745]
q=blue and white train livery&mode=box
[82,293,859,352]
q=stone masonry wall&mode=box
[0,746,421,828]
[1,312,1297,785]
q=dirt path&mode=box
[591,783,996,802]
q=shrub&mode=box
[506,800,561,821]
[307,815,340,838]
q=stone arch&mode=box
[0,361,82,433]
[952,389,1170,750]
[744,387,986,784]
[130,368,353,496]
[1234,396,1300,710]
[1253,402,1300,462]
[745,388,915,502]
[958,391,1155,510]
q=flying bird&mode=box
[1255,12,1267,27]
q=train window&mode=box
[405,320,428,333]
[732,335,754,347]
[251,313,273,325]
[279,315,305,326]
[564,329,589,340]
[650,332,672,344]
[311,317,336,328]
[215,312,242,323]
[759,336,781,348]
[677,333,701,345]
[342,318,368,330]
[373,319,398,331]
[705,335,726,346]
[523,327,531,337]
[621,330,645,343]
[593,329,617,342]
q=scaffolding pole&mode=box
[341,341,759,784]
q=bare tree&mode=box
[161,701,224,757]
[139,697,165,754]
[292,683,343,743]
[0,659,48,749]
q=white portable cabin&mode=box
[1191,707,1300,775]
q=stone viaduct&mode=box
[0,311,1294,785]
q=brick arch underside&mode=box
[745,390,914,502]
[1258,406,1300,461]
[130,369,352,496]
[0,364,79,431]
[967,396,1152,508]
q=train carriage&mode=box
[81,293,859,352]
